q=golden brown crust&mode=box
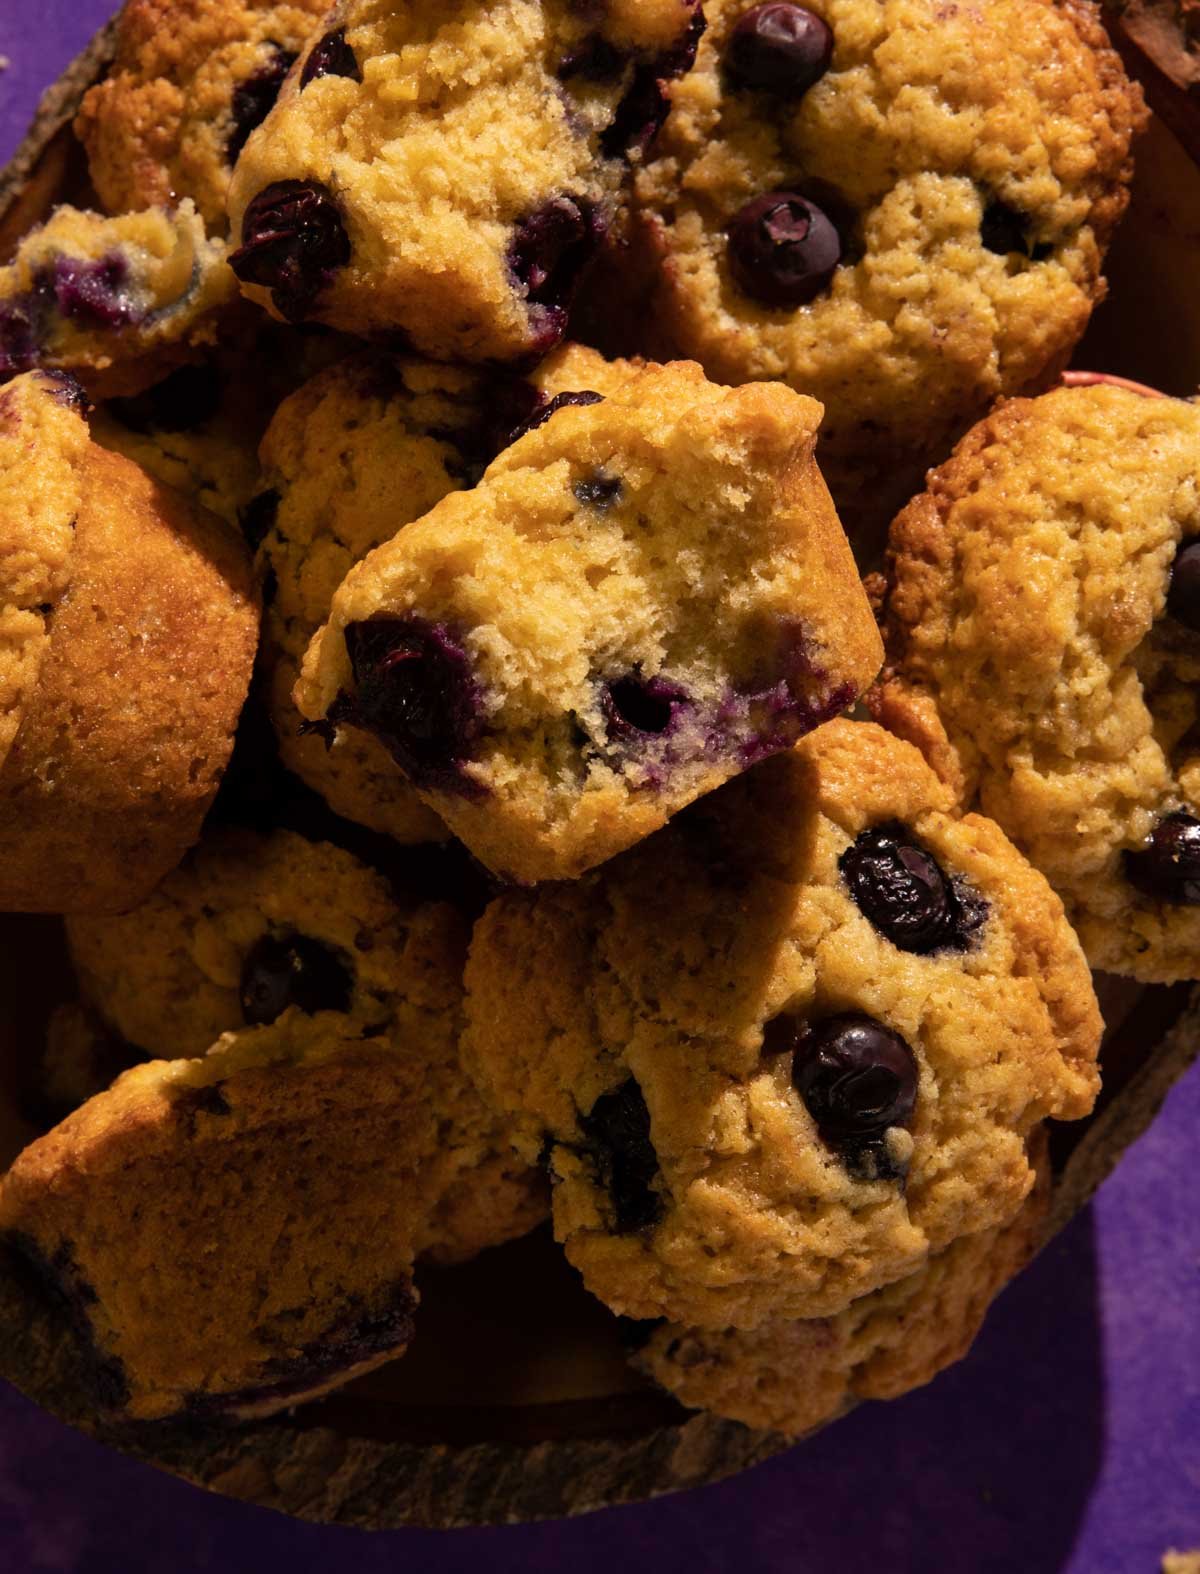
[0,446,259,914]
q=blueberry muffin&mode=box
[463,719,1100,1329]
[0,382,259,914]
[872,382,1200,984]
[255,342,638,843]
[295,360,883,882]
[64,826,546,1265]
[76,0,331,232]
[226,0,704,360]
[632,1132,1049,1433]
[0,1016,440,1421]
[0,203,238,399]
[622,0,1145,551]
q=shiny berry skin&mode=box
[790,1013,918,1139]
[727,192,841,307]
[507,197,607,354]
[840,821,984,953]
[573,470,623,509]
[239,931,352,1026]
[1166,540,1200,632]
[227,48,296,163]
[230,180,350,322]
[725,4,833,96]
[331,616,485,794]
[579,1079,662,1233]
[1124,812,1200,905]
[510,389,603,444]
[300,28,361,88]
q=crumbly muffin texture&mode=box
[65,827,546,1262]
[255,342,639,844]
[464,719,1100,1329]
[0,442,259,915]
[0,372,90,770]
[625,0,1145,551]
[0,1017,445,1422]
[0,203,238,398]
[633,1133,1049,1434]
[76,0,331,232]
[295,360,882,882]
[226,0,703,360]
[874,384,1200,983]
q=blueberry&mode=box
[1166,540,1200,632]
[38,370,91,414]
[603,674,686,737]
[727,192,841,307]
[329,615,485,794]
[509,388,603,443]
[239,930,352,1026]
[788,1010,918,1140]
[1124,811,1200,905]
[573,470,622,508]
[227,47,297,163]
[579,1079,662,1233]
[107,364,222,435]
[725,4,834,96]
[507,196,607,353]
[558,35,626,81]
[599,4,706,159]
[840,821,985,953]
[980,200,1053,261]
[230,180,351,322]
[239,488,281,551]
[44,254,135,327]
[300,28,361,88]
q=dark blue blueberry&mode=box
[230,180,351,322]
[727,191,841,306]
[789,1013,918,1145]
[300,28,361,88]
[980,200,1053,261]
[599,4,706,159]
[38,370,91,415]
[507,196,608,353]
[227,47,297,163]
[1166,540,1200,631]
[573,469,622,508]
[43,254,135,327]
[509,388,603,443]
[329,615,486,794]
[840,821,986,953]
[725,4,834,96]
[579,1079,662,1233]
[1124,812,1200,905]
[239,930,353,1025]
[107,364,222,434]
[603,673,687,738]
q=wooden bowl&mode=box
[1,23,1198,1532]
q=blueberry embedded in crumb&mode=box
[42,254,136,328]
[107,364,223,435]
[1166,540,1200,632]
[580,1078,662,1234]
[979,200,1053,261]
[602,673,687,738]
[509,388,603,444]
[507,196,608,353]
[599,1,707,159]
[239,930,353,1025]
[38,370,91,415]
[726,192,842,307]
[1124,811,1200,905]
[778,1012,918,1179]
[238,488,281,552]
[839,821,987,953]
[227,47,297,164]
[573,470,622,508]
[231,180,351,323]
[300,28,362,88]
[725,4,834,97]
[330,615,486,795]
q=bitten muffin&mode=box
[254,342,637,843]
[295,360,882,882]
[872,382,1200,983]
[632,1132,1049,1433]
[0,377,259,914]
[226,0,704,360]
[0,1018,437,1421]
[0,203,238,398]
[622,0,1145,551]
[464,719,1100,1329]
[76,0,331,233]
[64,826,546,1264]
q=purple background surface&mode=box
[1,7,1198,1571]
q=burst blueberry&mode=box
[300,28,361,88]
[507,197,607,353]
[840,821,985,953]
[579,1079,662,1234]
[230,180,351,322]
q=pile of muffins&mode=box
[0,0,1195,1441]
